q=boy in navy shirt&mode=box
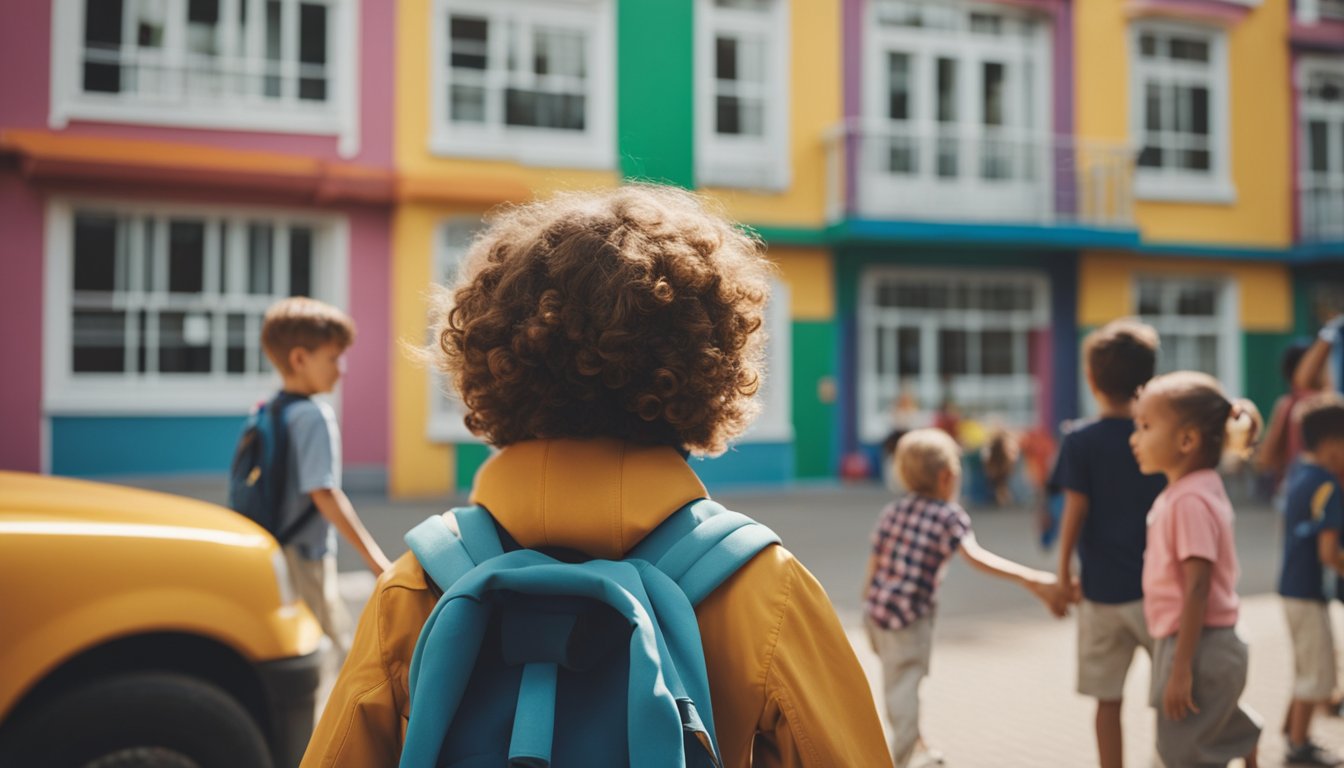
[1049,319,1166,768]
[1278,394,1344,766]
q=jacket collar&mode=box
[469,438,708,560]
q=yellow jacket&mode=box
[302,439,891,767]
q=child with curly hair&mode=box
[301,185,891,767]
[1130,371,1263,768]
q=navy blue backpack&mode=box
[227,392,317,544]
[400,499,781,768]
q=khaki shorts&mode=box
[1077,599,1153,701]
[1150,628,1262,768]
[1283,597,1337,702]
[866,616,934,768]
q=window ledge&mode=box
[54,100,351,154]
[429,134,615,172]
[698,165,792,194]
[1135,177,1237,205]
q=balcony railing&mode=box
[825,121,1136,229]
[1302,182,1344,243]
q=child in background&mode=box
[1276,394,1344,766]
[865,428,1060,768]
[1048,319,1166,768]
[1130,371,1263,768]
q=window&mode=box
[44,201,347,413]
[428,219,479,443]
[1134,276,1238,383]
[1131,23,1232,202]
[51,0,357,154]
[860,1,1051,221]
[695,0,790,190]
[431,0,615,168]
[1299,61,1344,242]
[858,269,1050,443]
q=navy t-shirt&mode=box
[1279,462,1344,601]
[1051,417,1167,604]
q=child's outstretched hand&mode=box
[1024,572,1067,618]
[1162,665,1200,721]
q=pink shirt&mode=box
[1142,469,1242,639]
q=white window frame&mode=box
[1129,21,1234,204]
[857,268,1050,444]
[1297,0,1344,23]
[1297,57,1344,242]
[694,0,791,191]
[48,0,360,157]
[429,0,615,169]
[738,279,793,443]
[43,198,349,415]
[860,1,1053,222]
[427,218,479,443]
[1134,275,1240,391]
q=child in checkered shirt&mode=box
[864,428,1062,768]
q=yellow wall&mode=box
[1078,251,1292,331]
[770,246,834,320]
[702,0,840,227]
[1075,0,1292,248]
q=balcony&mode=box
[825,121,1136,231]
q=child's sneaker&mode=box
[1286,741,1342,767]
[909,747,946,768]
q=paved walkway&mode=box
[136,475,1344,766]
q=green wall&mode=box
[455,443,492,493]
[617,0,694,187]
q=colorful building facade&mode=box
[0,0,396,484]
[2,0,1340,492]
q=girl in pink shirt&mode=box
[1131,371,1263,768]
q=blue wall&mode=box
[51,416,242,476]
[690,441,795,491]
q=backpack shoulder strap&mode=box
[404,505,505,592]
[630,499,781,606]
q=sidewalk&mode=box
[131,475,1341,766]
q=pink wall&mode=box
[342,207,391,466]
[0,1,395,168]
[0,172,46,472]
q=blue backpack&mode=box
[227,392,317,544]
[401,499,781,768]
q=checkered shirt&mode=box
[864,494,973,630]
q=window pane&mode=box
[1137,281,1162,315]
[450,16,488,69]
[72,310,126,372]
[1190,87,1209,136]
[1194,335,1218,373]
[1176,285,1217,316]
[1139,32,1157,58]
[265,0,282,97]
[535,27,585,79]
[73,214,119,293]
[981,330,1014,375]
[1309,121,1330,173]
[248,223,274,294]
[1183,148,1211,172]
[505,89,586,130]
[888,52,910,121]
[716,37,738,82]
[982,62,1005,126]
[83,0,125,93]
[717,95,764,136]
[898,326,921,377]
[1170,37,1209,63]
[1145,83,1163,132]
[159,311,213,373]
[227,312,247,373]
[298,3,328,101]
[938,329,967,375]
[289,227,313,297]
[876,326,890,375]
[936,58,957,123]
[169,221,206,294]
[1138,145,1163,168]
[187,0,219,55]
[451,85,486,122]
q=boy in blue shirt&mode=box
[1048,319,1167,768]
[1278,394,1344,766]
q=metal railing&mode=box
[825,121,1136,228]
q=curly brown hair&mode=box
[430,185,774,455]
